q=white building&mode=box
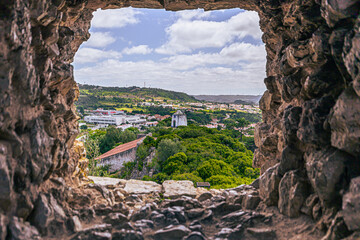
[84,115,124,125]
[171,110,187,127]
[124,115,146,125]
[89,108,124,115]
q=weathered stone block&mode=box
[305,148,351,207]
[29,194,53,234]
[342,176,360,231]
[154,225,191,240]
[278,170,310,217]
[297,96,334,147]
[330,87,360,156]
[0,155,12,212]
[163,180,197,199]
[124,180,162,194]
[278,146,303,176]
[259,164,281,206]
[282,105,302,145]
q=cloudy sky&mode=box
[73,8,266,95]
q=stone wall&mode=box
[98,148,137,172]
[0,0,359,238]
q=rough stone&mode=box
[29,194,53,234]
[242,194,261,210]
[278,170,310,217]
[103,212,128,226]
[282,106,302,145]
[163,180,197,198]
[124,180,162,194]
[259,164,281,206]
[1,0,360,239]
[153,225,191,240]
[8,217,41,240]
[301,193,320,218]
[197,192,212,202]
[0,155,12,212]
[0,214,7,240]
[151,213,166,226]
[133,219,154,233]
[161,206,186,223]
[342,176,360,231]
[112,230,143,240]
[186,208,205,219]
[278,146,304,176]
[305,148,351,207]
[186,232,206,240]
[297,96,334,147]
[130,204,152,222]
[250,178,260,189]
[330,87,360,156]
[69,216,82,232]
[246,228,277,240]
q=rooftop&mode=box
[95,137,145,160]
[173,110,185,116]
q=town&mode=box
[79,100,260,132]
[75,84,262,189]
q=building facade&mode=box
[95,137,146,172]
[171,110,187,127]
[84,115,124,125]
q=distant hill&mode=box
[192,95,262,104]
[77,84,198,109]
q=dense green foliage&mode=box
[186,111,212,125]
[95,126,139,154]
[211,110,261,124]
[146,125,259,188]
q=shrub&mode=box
[197,159,233,180]
[172,173,203,185]
[151,172,169,184]
[142,175,152,181]
[157,139,185,169]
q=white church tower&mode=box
[171,110,187,127]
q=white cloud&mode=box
[74,49,266,95]
[163,43,266,70]
[176,9,212,20]
[74,9,266,95]
[85,32,115,47]
[219,42,266,62]
[122,45,153,55]
[156,11,261,55]
[74,47,121,64]
[91,8,143,28]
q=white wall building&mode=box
[124,115,146,125]
[84,115,124,125]
[171,110,187,127]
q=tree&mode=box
[223,119,237,130]
[235,117,250,129]
[77,106,85,115]
[235,117,250,141]
[162,152,188,175]
[80,125,88,130]
[157,139,185,169]
[172,173,203,184]
[85,137,100,160]
[197,159,233,180]
[98,127,137,154]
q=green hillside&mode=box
[77,84,198,109]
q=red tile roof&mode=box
[95,137,145,160]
